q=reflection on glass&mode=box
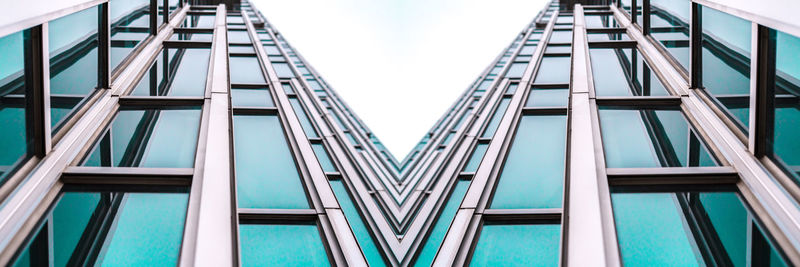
[130,48,210,96]
[110,0,150,71]
[599,108,717,168]
[13,191,189,266]
[612,191,787,266]
[239,223,331,266]
[770,30,800,184]
[0,30,31,184]
[535,56,571,84]
[470,223,560,266]
[585,14,619,28]
[491,115,566,209]
[82,108,201,168]
[49,7,99,131]
[415,180,470,267]
[701,6,751,131]
[590,48,670,96]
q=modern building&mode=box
[0,0,799,266]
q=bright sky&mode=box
[251,0,548,158]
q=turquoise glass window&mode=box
[264,45,281,55]
[590,48,670,96]
[534,56,570,84]
[463,143,489,172]
[289,98,319,138]
[491,115,566,209]
[701,6,751,131]
[519,45,537,55]
[470,223,561,266]
[414,180,470,267]
[227,30,251,43]
[770,30,800,184]
[312,143,336,172]
[231,88,274,107]
[549,30,572,43]
[330,181,385,266]
[130,48,210,96]
[612,191,787,266]
[13,191,188,266]
[110,0,150,71]
[272,62,295,78]
[545,45,571,54]
[239,223,331,267]
[233,115,308,209]
[648,0,690,70]
[506,63,528,78]
[228,45,255,54]
[0,29,31,184]
[599,108,717,168]
[230,56,265,84]
[477,80,493,90]
[526,88,569,107]
[82,108,201,167]
[49,7,99,131]
[481,98,512,138]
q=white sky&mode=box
[251,0,548,158]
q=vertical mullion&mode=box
[149,0,157,35]
[24,24,52,157]
[98,3,110,89]
[748,24,776,157]
[690,3,702,89]
[642,0,650,35]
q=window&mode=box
[481,98,512,138]
[183,14,216,28]
[82,108,202,168]
[598,108,717,168]
[534,56,570,84]
[768,29,800,184]
[230,56,265,84]
[526,87,569,107]
[329,180,384,265]
[549,30,572,43]
[231,87,274,107]
[129,48,210,96]
[110,0,151,72]
[227,30,251,43]
[470,223,561,266]
[506,63,528,78]
[590,48,670,96]
[415,180,470,266]
[271,62,295,78]
[49,7,100,131]
[233,115,308,209]
[239,223,330,266]
[0,29,33,184]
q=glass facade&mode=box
[1,0,799,266]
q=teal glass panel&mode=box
[612,191,787,266]
[110,0,149,71]
[307,80,323,90]
[231,88,274,107]
[130,49,172,96]
[228,30,251,43]
[599,108,717,168]
[477,80,492,90]
[701,5,751,130]
[771,30,800,184]
[230,57,265,84]
[0,30,30,183]
[330,181,385,266]
[82,109,201,167]
[519,45,537,55]
[585,14,619,28]
[534,57,570,84]
[505,83,518,94]
[272,62,295,78]
[289,98,319,138]
[463,144,489,172]
[549,30,572,43]
[49,7,99,130]
[12,191,188,267]
[526,88,569,107]
[414,180,470,267]
[587,32,631,41]
[556,16,573,24]
[345,132,359,145]
[649,0,689,70]
[491,115,566,209]
[233,115,308,209]
[590,48,670,96]
[282,83,295,94]
[481,98,511,138]
[228,45,255,54]
[185,14,215,28]
[545,45,571,54]
[240,224,331,267]
[470,224,561,266]
[312,144,336,172]
[166,48,210,96]
[506,63,527,78]
[264,45,281,55]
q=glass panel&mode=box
[272,62,295,78]
[239,224,330,266]
[228,45,255,54]
[587,32,630,41]
[549,30,572,43]
[470,224,561,266]
[226,16,244,24]
[264,45,281,55]
[599,108,717,168]
[184,14,215,28]
[590,48,670,96]
[519,45,537,55]
[649,0,690,70]
[312,143,336,172]
[477,80,492,90]
[231,88,274,107]
[585,14,619,28]
[110,0,150,71]
[491,115,566,209]
[556,16,573,24]
[230,57,265,84]
[227,30,251,43]
[770,30,800,184]
[481,98,512,138]
[414,180,470,267]
[330,181,385,266]
[534,57,570,84]
[168,31,212,42]
[463,143,489,172]
[0,29,31,183]
[701,6,751,131]
[82,108,201,167]
[233,115,308,209]
[289,98,318,138]
[130,48,210,96]
[545,45,571,54]
[49,7,99,130]
[526,88,569,107]
[13,191,188,266]
[506,63,527,78]
[612,191,787,267]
